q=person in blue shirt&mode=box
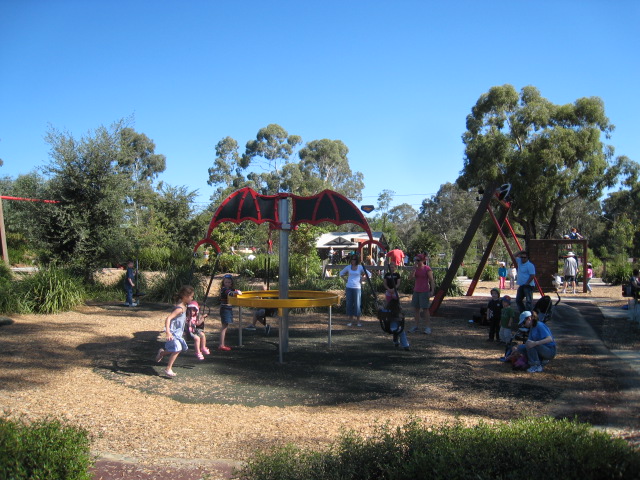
[516,310,556,373]
[515,250,536,313]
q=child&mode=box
[386,296,410,350]
[123,260,137,307]
[155,285,194,377]
[486,287,502,342]
[498,262,507,290]
[509,263,517,290]
[499,295,516,344]
[219,274,242,351]
[383,261,401,304]
[245,308,275,335]
[586,263,593,293]
[186,301,210,360]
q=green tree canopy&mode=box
[457,85,627,243]
[40,122,130,279]
[419,182,477,256]
[207,124,365,202]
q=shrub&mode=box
[0,265,85,315]
[0,261,12,281]
[602,262,633,286]
[481,265,498,281]
[145,265,204,303]
[236,417,640,480]
[0,416,93,480]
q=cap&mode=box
[187,301,199,311]
[519,311,532,325]
[502,295,511,304]
[414,254,426,262]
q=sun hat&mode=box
[519,310,532,325]
[187,301,199,312]
[566,252,576,257]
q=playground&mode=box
[1,278,639,479]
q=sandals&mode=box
[196,353,205,360]
[218,345,231,352]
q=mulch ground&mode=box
[1,280,639,480]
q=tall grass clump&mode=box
[0,261,12,281]
[236,417,640,480]
[145,264,204,303]
[0,416,93,480]
[0,265,85,314]
[21,266,86,314]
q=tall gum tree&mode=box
[457,84,627,243]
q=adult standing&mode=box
[386,248,405,267]
[409,253,435,334]
[562,252,578,294]
[515,250,536,313]
[339,254,370,327]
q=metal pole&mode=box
[0,198,8,265]
[278,197,290,362]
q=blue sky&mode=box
[1,1,638,212]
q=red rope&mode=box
[0,195,59,203]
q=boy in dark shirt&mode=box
[486,287,502,342]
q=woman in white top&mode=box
[339,254,369,326]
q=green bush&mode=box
[0,265,85,315]
[481,265,498,281]
[236,417,640,480]
[602,262,634,286]
[0,261,12,281]
[0,416,93,480]
[145,265,205,303]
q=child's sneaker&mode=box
[201,347,210,355]
[218,345,231,352]
[527,364,543,373]
[265,324,271,336]
[424,327,432,335]
[244,325,257,331]
[408,326,418,333]
[196,352,205,360]
[155,348,164,363]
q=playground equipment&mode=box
[193,187,384,362]
[430,183,585,315]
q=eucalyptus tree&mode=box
[296,139,365,200]
[117,127,166,226]
[457,84,627,243]
[419,182,477,257]
[242,124,302,195]
[388,203,420,248]
[209,126,365,201]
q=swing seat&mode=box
[378,309,405,335]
